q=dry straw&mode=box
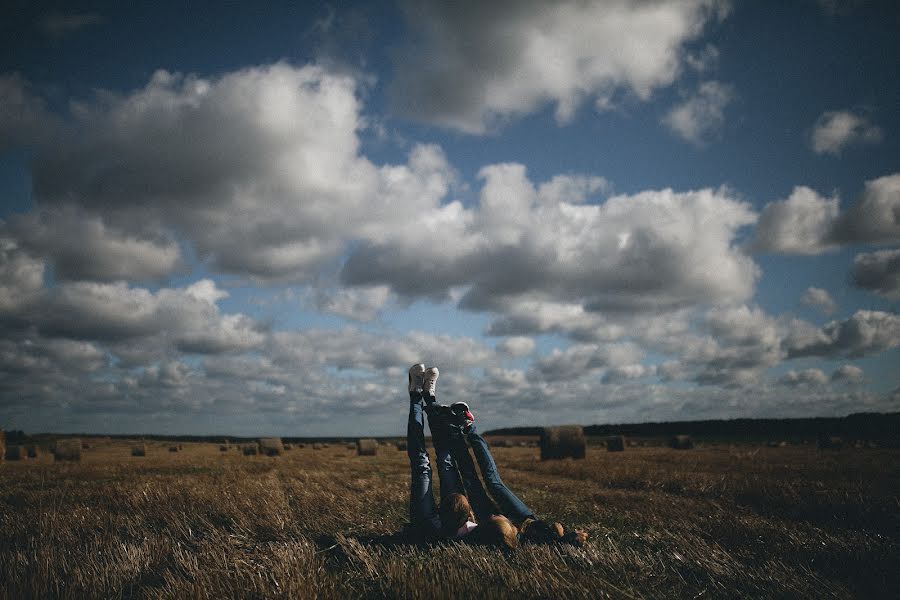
[132,445,147,457]
[53,438,82,462]
[258,437,284,456]
[356,439,378,456]
[607,435,626,452]
[670,435,694,450]
[540,426,586,460]
[5,445,26,461]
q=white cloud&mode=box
[752,173,900,254]
[662,81,734,145]
[307,285,392,322]
[497,336,536,358]
[831,364,864,383]
[810,110,882,155]
[752,186,840,254]
[785,310,900,359]
[800,287,837,315]
[779,368,828,386]
[850,248,900,300]
[9,207,181,282]
[391,0,730,133]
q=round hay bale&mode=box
[283,443,292,451]
[243,444,259,456]
[396,441,408,451]
[5,445,26,461]
[258,437,284,456]
[817,435,843,450]
[540,426,586,460]
[53,439,82,462]
[322,443,330,448]
[81,442,91,449]
[168,445,180,452]
[607,435,626,452]
[357,438,378,456]
[219,444,229,451]
[297,443,306,449]
[669,435,694,450]
[347,443,356,451]
[131,445,147,457]
[26,444,40,459]
[312,442,323,450]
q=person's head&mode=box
[519,518,564,544]
[469,514,519,550]
[441,493,474,532]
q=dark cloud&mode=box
[850,248,900,299]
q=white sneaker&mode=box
[408,363,426,393]
[423,366,439,397]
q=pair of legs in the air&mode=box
[406,363,534,531]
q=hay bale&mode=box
[53,439,82,462]
[347,443,356,451]
[312,442,323,450]
[817,436,843,450]
[283,443,292,451]
[669,435,694,450]
[297,443,306,449]
[243,444,259,455]
[540,426,586,460]
[168,445,180,452]
[219,445,229,451]
[26,444,40,458]
[322,443,330,448]
[357,438,378,456]
[5,445,26,460]
[607,435,626,452]
[259,437,284,456]
[396,441,408,451]
[131,445,147,457]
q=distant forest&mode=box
[484,412,900,443]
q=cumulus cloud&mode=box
[831,364,864,383]
[779,368,828,386]
[785,310,900,358]
[850,248,900,299]
[343,165,759,317]
[753,173,900,254]
[810,110,882,155]
[662,81,734,145]
[497,336,536,358]
[752,186,840,254]
[391,0,730,133]
[801,287,837,315]
[307,284,392,322]
[8,207,181,281]
[15,64,454,283]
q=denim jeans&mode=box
[425,403,498,522]
[407,395,442,533]
[465,425,535,523]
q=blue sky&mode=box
[0,0,898,436]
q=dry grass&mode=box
[0,440,896,599]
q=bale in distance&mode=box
[259,437,284,456]
[322,443,330,448]
[168,446,180,452]
[283,443,292,451]
[396,441,407,451]
[540,426,586,460]
[297,443,306,449]
[131,445,147,457]
[53,439,82,462]
[26,444,40,459]
[817,436,843,450]
[607,435,626,452]
[243,444,259,455]
[219,444,229,451]
[312,442,323,450]
[670,435,694,450]
[346,443,357,451]
[357,439,378,456]
[5,445,26,460]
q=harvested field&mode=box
[0,440,896,599]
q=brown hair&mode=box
[441,493,474,532]
[468,515,519,550]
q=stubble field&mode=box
[0,438,897,599]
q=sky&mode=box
[0,0,898,437]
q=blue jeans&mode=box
[407,396,442,533]
[465,425,535,523]
[425,403,497,522]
